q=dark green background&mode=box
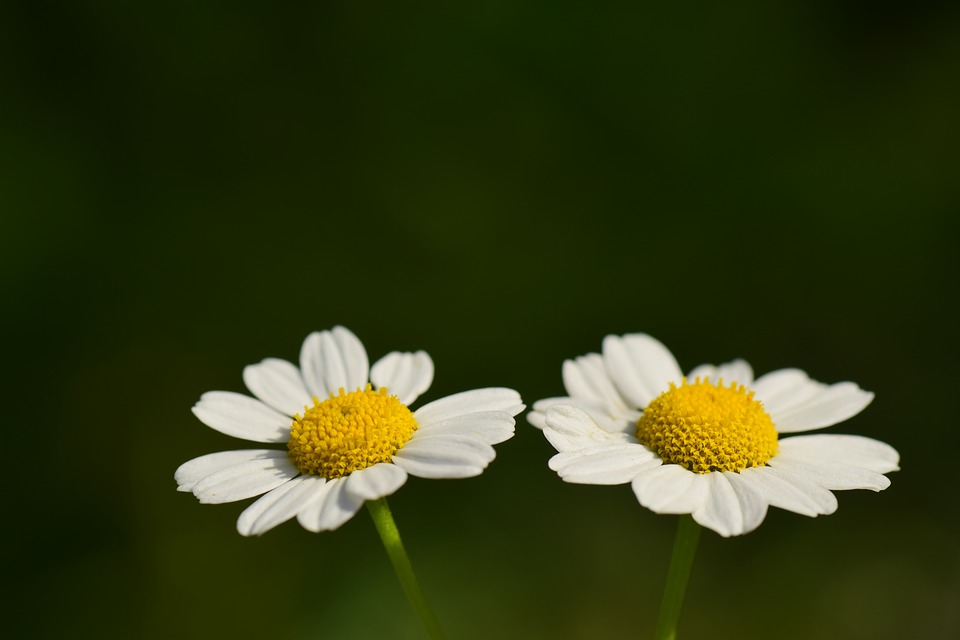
[4,1,958,638]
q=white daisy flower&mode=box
[529,333,899,537]
[177,326,524,536]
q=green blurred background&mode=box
[3,1,958,638]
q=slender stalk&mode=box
[366,497,445,640]
[653,515,702,640]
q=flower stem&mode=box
[366,497,445,640]
[653,515,702,640]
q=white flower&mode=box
[177,326,524,536]
[529,333,899,537]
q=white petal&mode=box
[414,388,524,425]
[331,325,371,389]
[529,397,636,434]
[191,455,299,504]
[777,435,899,473]
[768,454,890,491]
[553,357,645,429]
[192,392,290,442]
[176,449,287,492]
[416,410,516,445]
[294,479,337,531]
[770,383,874,433]
[687,359,754,386]
[298,477,365,532]
[602,333,683,408]
[370,351,434,405]
[299,326,370,398]
[242,358,313,416]
[723,471,769,535]
[393,434,496,478]
[526,398,566,429]
[548,443,659,485]
[692,472,747,537]
[751,369,826,418]
[237,475,325,536]
[631,465,710,514]
[541,404,633,453]
[527,396,572,429]
[563,354,633,414]
[344,464,408,501]
[738,466,837,517]
[752,368,811,402]
[686,364,716,383]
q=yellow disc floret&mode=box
[288,385,418,479]
[636,378,778,474]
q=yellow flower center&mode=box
[636,378,778,474]
[287,385,418,479]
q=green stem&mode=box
[366,497,445,640]
[653,515,702,640]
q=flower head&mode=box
[177,326,524,535]
[529,333,898,537]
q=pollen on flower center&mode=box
[636,378,778,474]
[287,385,418,479]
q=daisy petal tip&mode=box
[691,510,739,538]
[392,434,495,479]
[236,518,261,538]
[546,452,565,472]
[344,464,409,502]
[849,385,875,408]
[494,389,525,417]
[173,464,197,493]
[796,503,835,519]
[295,514,317,533]
[600,333,624,349]
[173,463,190,486]
[196,390,222,403]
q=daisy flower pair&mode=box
[177,326,898,539]
[176,326,897,639]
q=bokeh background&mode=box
[4,1,958,639]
